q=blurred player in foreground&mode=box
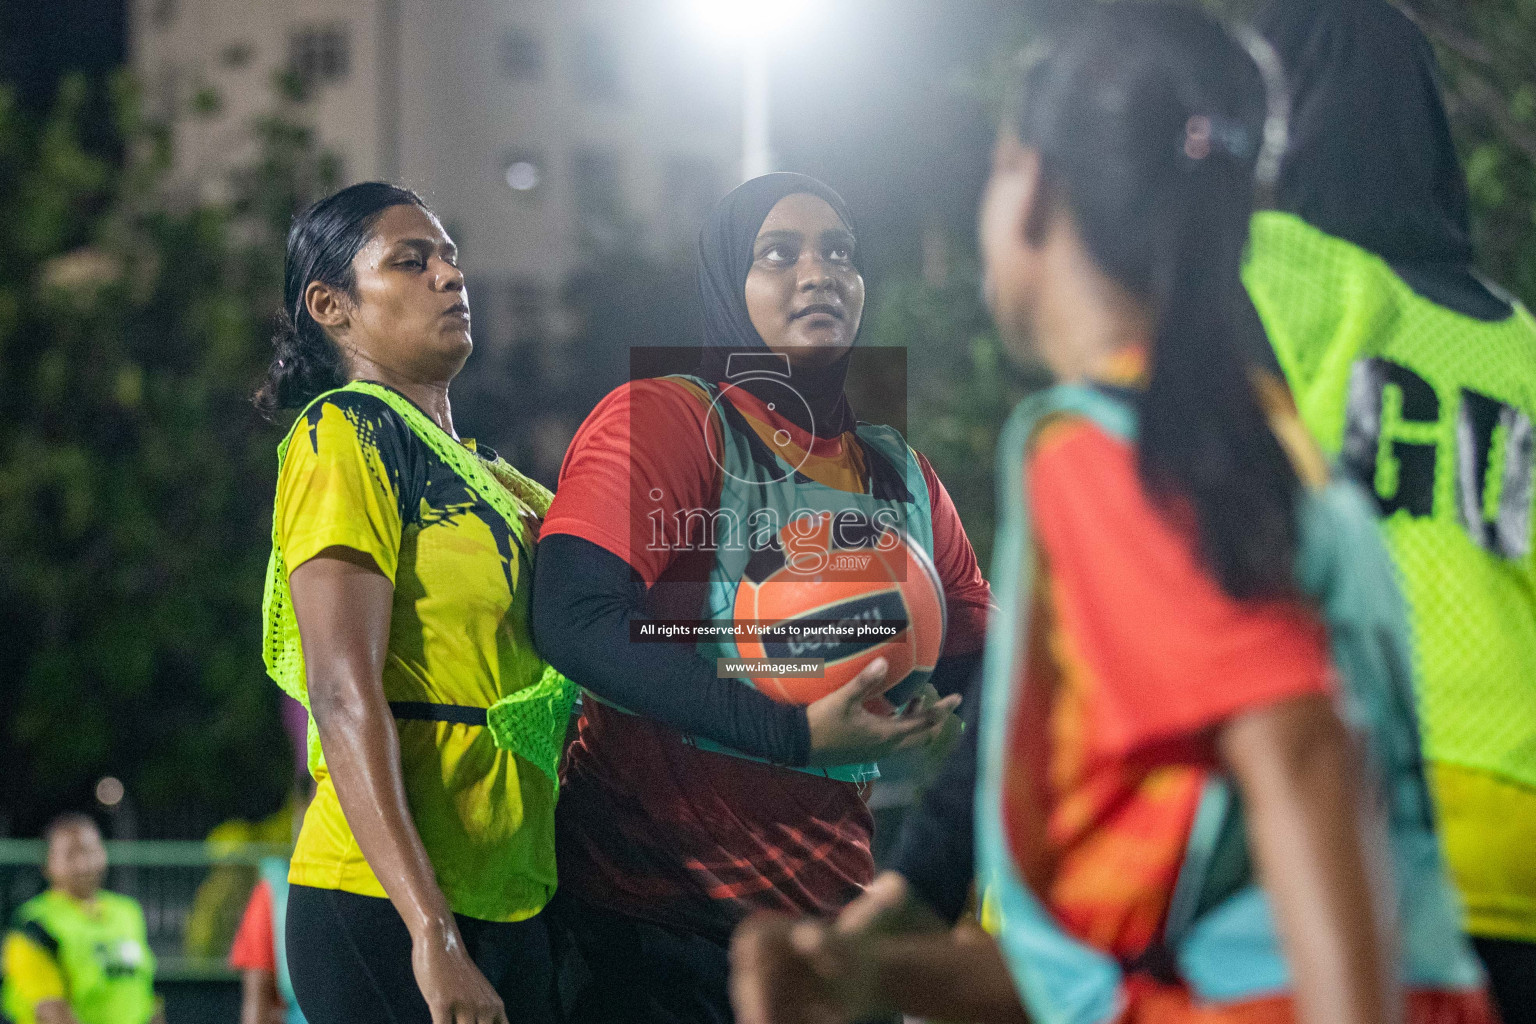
[1,815,162,1024]
[739,7,1536,1019]
[729,5,1494,1023]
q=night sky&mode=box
[772,1,1025,274]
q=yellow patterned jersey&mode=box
[275,387,554,923]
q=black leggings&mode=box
[285,885,558,1024]
[1474,937,1536,1024]
[547,892,734,1024]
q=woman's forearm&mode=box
[239,970,280,1024]
[532,534,960,770]
[290,552,456,944]
[34,1000,80,1024]
[1219,694,1400,1024]
[531,533,810,763]
[868,925,1030,1024]
[311,671,454,939]
[731,914,1028,1024]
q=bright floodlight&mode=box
[96,776,125,807]
[505,161,540,191]
[688,0,812,41]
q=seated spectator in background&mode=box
[230,856,307,1024]
[1,814,162,1024]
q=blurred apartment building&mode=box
[129,0,741,353]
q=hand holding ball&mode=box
[733,526,947,706]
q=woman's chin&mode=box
[774,330,853,367]
[440,325,473,354]
[426,329,474,378]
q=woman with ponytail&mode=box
[255,182,570,1024]
[730,7,1493,1024]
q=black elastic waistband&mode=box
[388,702,488,727]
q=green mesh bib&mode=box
[1245,211,1536,791]
[260,380,575,782]
[2,891,158,1024]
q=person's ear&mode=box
[1012,145,1050,247]
[988,135,1050,250]
[305,280,350,332]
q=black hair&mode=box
[1013,3,1298,599]
[43,812,100,847]
[254,182,427,419]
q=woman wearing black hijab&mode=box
[531,172,991,1022]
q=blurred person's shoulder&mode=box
[8,889,54,928]
[96,888,147,920]
[1024,412,1149,534]
[1028,412,1114,466]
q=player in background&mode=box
[229,856,306,1024]
[1,815,163,1024]
[1247,4,1536,1018]
[228,695,312,1024]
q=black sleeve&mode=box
[18,919,60,957]
[926,650,982,701]
[888,666,982,924]
[531,533,811,766]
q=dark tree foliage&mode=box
[0,72,338,837]
[1396,0,1536,302]
[452,246,701,488]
